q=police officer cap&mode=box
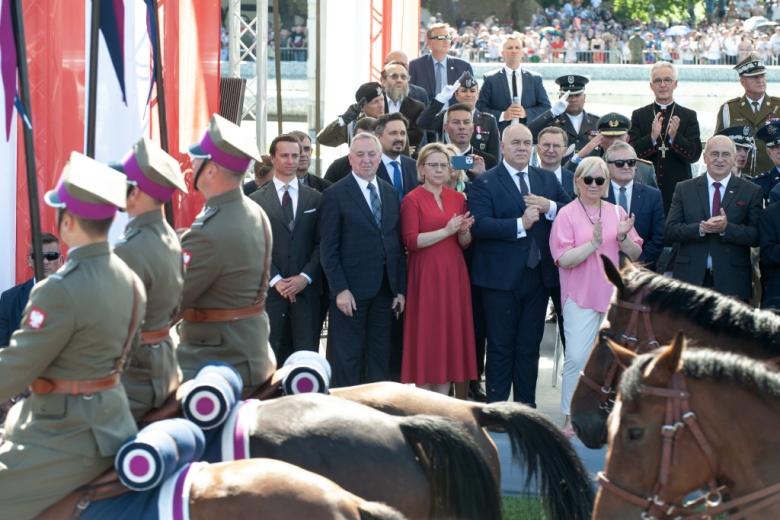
[555,74,589,95]
[113,138,188,202]
[459,72,479,89]
[188,114,261,173]
[44,151,127,220]
[734,54,766,77]
[756,121,780,147]
[717,125,755,149]
[355,82,384,104]
[597,112,631,136]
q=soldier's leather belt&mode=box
[140,326,171,345]
[181,301,265,323]
[31,372,121,395]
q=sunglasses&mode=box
[607,159,637,168]
[429,35,452,41]
[30,252,60,261]
[386,73,409,80]
[582,176,606,186]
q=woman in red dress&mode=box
[400,143,477,399]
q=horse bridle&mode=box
[578,288,660,412]
[597,371,780,520]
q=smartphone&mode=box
[450,155,474,170]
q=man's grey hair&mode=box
[604,141,638,162]
[650,61,677,81]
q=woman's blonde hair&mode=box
[416,142,453,183]
[573,156,610,197]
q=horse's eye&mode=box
[628,427,644,441]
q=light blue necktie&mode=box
[390,161,403,201]
[367,183,382,226]
[435,61,445,95]
[618,187,628,213]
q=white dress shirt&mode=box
[268,176,311,287]
[386,97,402,114]
[703,172,731,269]
[502,159,558,238]
[352,171,381,210]
[567,111,584,134]
[611,180,634,214]
[381,153,404,191]
[499,66,523,122]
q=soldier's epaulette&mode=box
[116,228,142,244]
[191,206,220,229]
[477,111,497,121]
[636,158,653,166]
[49,260,79,281]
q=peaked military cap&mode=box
[734,54,766,77]
[355,82,384,103]
[717,125,755,149]
[44,151,127,219]
[597,112,631,136]
[459,71,479,89]
[115,138,187,202]
[756,121,780,147]
[189,114,260,173]
[555,74,589,95]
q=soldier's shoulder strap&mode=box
[636,158,654,166]
[48,260,79,281]
[116,227,142,245]
[191,206,220,229]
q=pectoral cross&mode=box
[659,141,668,159]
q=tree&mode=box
[612,0,701,23]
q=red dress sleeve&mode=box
[401,189,421,252]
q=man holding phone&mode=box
[443,103,497,181]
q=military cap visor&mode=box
[188,114,260,173]
[734,55,766,77]
[756,122,780,147]
[44,151,127,219]
[122,138,187,201]
[458,72,479,89]
[598,113,630,136]
[718,126,755,149]
[556,74,589,95]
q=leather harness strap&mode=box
[139,325,171,345]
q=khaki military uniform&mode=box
[0,242,145,519]
[177,189,276,393]
[716,95,780,176]
[115,209,183,419]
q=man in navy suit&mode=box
[604,142,666,271]
[409,23,473,103]
[537,127,575,198]
[320,133,406,387]
[374,112,419,199]
[0,233,63,346]
[469,124,571,405]
[476,34,551,133]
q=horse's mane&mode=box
[622,267,780,352]
[620,349,780,404]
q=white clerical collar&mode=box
[655,101,674,109]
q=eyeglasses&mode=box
[386,73,409,80]
[30,252,60,261]
[607,159,637,168]
[581,176,606,186]
[652,77,675,84]
[429,35,452,41]
[424,162,450,170]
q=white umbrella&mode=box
[744,16,770,32]
[665,25,691,37]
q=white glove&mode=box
[435,81,461,104]
[551,91,571,117]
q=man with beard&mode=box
[417,72,500,159]
[528,75,600,163]
[374,112,418,200]
[718,125,756,179]
[317,82,386,148]
[381,61,425,149]
[442,103,497,181]
[383,50,428,107]
[629,62,702,214]
[288,130,331,192]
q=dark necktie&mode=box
[752,101,760,113]
[518,172,540,269]
[390,161,403,201]
[282,185,294,231]
[618,187,628,212]
[511,70,518,99]
[367,183,382,226]
[712,181,722,217]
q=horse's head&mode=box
[594,334,717,519]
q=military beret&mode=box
[734,54,766,77]
[555,74,589,95]
[717,125,755,149]
[188,114,261,173]
[355,82,384,103]
[44,151,126,219]
[756,121,780,147]
[115,138,187,202]
[597,112,631,136]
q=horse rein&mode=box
[579,288,660,412]
[597,372,780,519]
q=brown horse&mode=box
[594,335,780,519]
[571,256,780,448]
[332,382,594,520]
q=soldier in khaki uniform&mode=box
[113,138,188,419]
[177,114,277,395]
[715,54,780,177]
[0,153,145,519]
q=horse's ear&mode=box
[644,332,686,384]
[604,337,637,368]
[601,254,625,296]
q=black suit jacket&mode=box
[607,182,666,268]
[409,54,473,102]
[469,164,571,290]
[250,182,322,284]
[629,103,702,213]
[320,174,406,300]
[665,174,762,300]
[759,201,780,309]
[299,173,331,193]
[377,155,419,198]
[476,68,551,132]
[324,156,352,185]
[386,96,426,147]
[0,278,33,346]
[463,147,497,181]
[416,100,500,159]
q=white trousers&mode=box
[560,298,605,416]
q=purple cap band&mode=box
[123,152,176,202]
[198,131,252,172]
[56,181,117,219]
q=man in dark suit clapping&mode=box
[320,133,406,387]
[469,124,571,405]
[250,135,322,364]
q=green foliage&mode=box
[612,0,701,23]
